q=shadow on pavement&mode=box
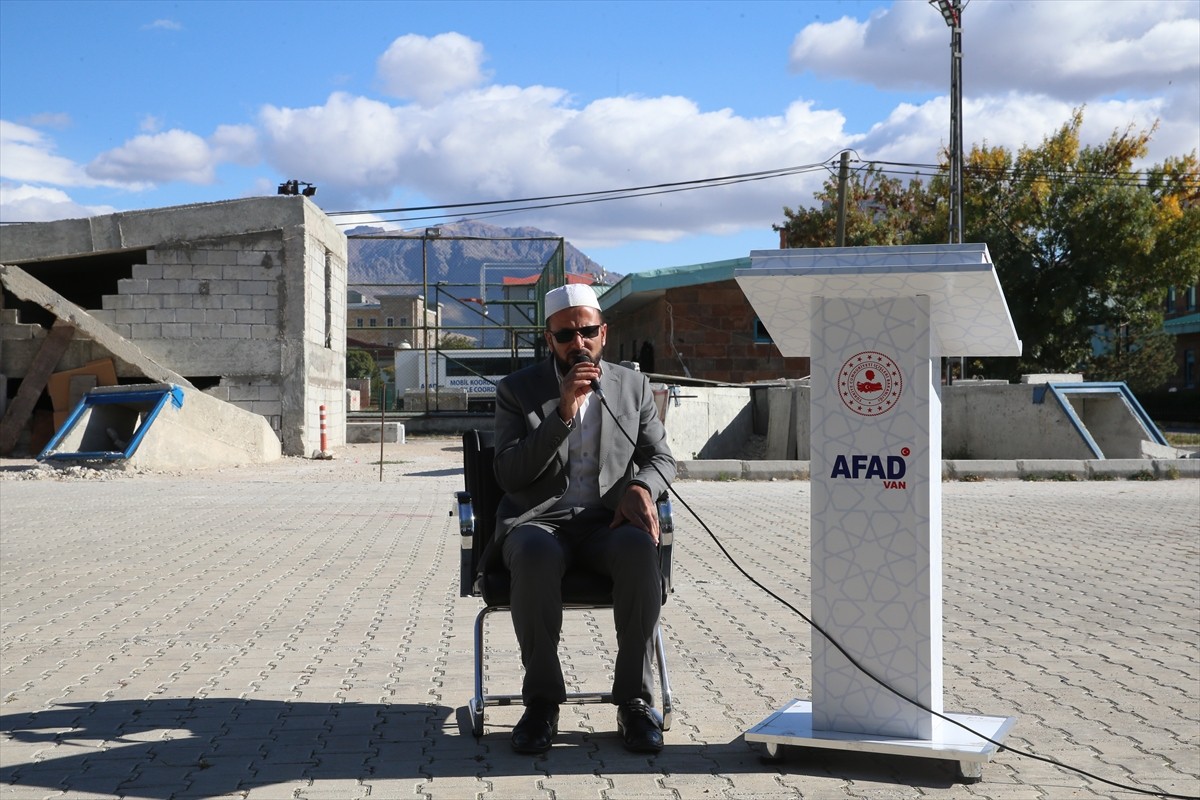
[404,467,463,477]
[1,698,960,797]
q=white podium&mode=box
[736,245,1021,780]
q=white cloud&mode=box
[858,92,1195,171]
[0,183,116,223]
[256,86,847,242]
[143,19,182,31]
[964,1,1199,98]
[789,2,946,91]
[790,0,1200,101]
[86,126,260,185]
[259,92,415,190]
[0,120,101,187]
[1,120,248,194]
[88,129,215,183]
[779,0,1199,228]
[243,176,280,198]
[376,32,489,105]
[210,124,259,165]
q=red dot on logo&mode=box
[901,447,911,456]
[864,370,875,380]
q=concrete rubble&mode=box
[1,264,279,470]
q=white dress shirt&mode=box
[551,363,603,511]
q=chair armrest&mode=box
[657,496,674,595]
[657,496,674,545]
[455,491,476,597]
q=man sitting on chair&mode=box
[492,283,676,754]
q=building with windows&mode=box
[499,272,597,351]
[1164,282,1199,390]
[347,292,441,350]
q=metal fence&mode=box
[346,232,566,412]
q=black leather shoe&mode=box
[512,702,559,754]
[617,699,664,753]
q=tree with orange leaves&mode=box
[775,109,1200,388]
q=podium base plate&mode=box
[744,699,1017,781]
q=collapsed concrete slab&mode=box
[1,263,191,386]
[1,264,279,468]
[41,383,281,469]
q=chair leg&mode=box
[655,623,673,731]
[470,605,490,738]
[470,606,674,737]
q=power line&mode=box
[326,155,1197,229]
[360,166,834,228]
[862,159,1200,191]
[326,160,836,227]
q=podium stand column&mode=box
[810,294,943,740]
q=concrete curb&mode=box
[677,458,1200,481]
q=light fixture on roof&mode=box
[277,180,317,197]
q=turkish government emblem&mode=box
[839,351,903,416]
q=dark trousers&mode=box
[501,507,662,707]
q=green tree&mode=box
[438,332,476,350]
[775,163,934,248]
[775,110,1200,389]
[1085,327,1178,395]
[346,348,382,384]
[963,111,1200,379]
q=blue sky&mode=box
[2,0,1197,273]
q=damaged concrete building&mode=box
[0,196,347,461]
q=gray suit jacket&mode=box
[492,357,676,545]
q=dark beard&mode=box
[552,351,601,375]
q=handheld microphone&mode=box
[572,352,604,400]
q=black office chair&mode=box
[455,429,675,738]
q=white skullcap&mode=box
[544,284,600,319]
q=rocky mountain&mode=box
[346,220,612,293]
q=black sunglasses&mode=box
[547,324,602,343]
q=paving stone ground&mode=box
[1,438,1197,800]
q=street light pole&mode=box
[931,0,967,384]
[420,227,440,411]
[930,0,965,245]
[950,12,964,245]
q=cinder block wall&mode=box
[92,231,289,430]
[295,211,347,456]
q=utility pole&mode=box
[930,0,964,245]
[420,227,440,412]
[950,8,964,244]
[931,0,967,384]
[835,150,850,247]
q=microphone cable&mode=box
[592,384,1198,800]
